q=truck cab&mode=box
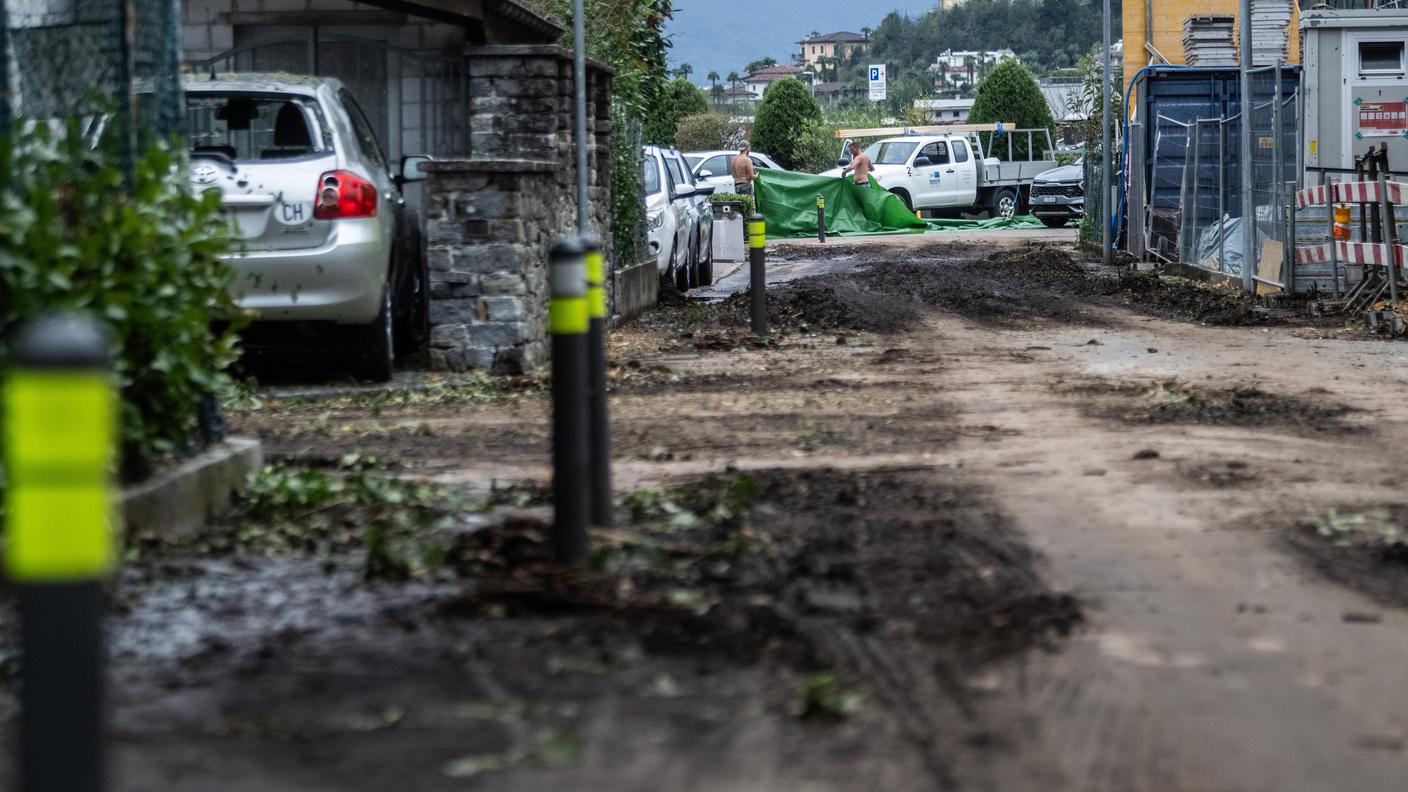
[823,126,1058,219]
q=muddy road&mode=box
[17,235,1408,790]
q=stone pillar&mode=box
[421,45,617,373]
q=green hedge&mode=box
[0,121,242,481]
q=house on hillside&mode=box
[796,31,869,72]
[1039,78,1088,149]
[813,81,863,108]
[913,97,975,124]
[741,64,804,98]
[927,49,1016,91]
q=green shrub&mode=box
[968,60,1056,161]
[643,78,709,146]
[709,192,755,218]
[790,119,841,174]
[0,121,241,481]
[750,78,823,171]
[674,112,746,152]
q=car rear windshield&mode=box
[864,141,920,165]
[184,93,328,162]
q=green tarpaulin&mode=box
[752,169,1062,238]
[755,169,925,238]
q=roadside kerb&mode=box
[120,437,263,541]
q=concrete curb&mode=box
[121,437,263,540]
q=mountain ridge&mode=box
[666,0,936,80]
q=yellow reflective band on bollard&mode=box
[585,251,607,320]
[4,370,116,582]
[748,221,767,249]
[549,296,589,335]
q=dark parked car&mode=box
[1029,160,1084,229]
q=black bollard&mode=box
[5,314,115,792]
[548,239,591,564]
[816,194,826,244]
[748,214,768,335]
[580,237,613,528]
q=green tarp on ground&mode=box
[752,169,1062,237]
[755,169,926,238]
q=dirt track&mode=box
[26,235,1408,790]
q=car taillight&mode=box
[313,170,377,219]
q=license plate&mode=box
[1039,195,1059,203]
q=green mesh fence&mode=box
[1,0,184,174]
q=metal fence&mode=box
[0,0,184,175]
[1145,67,1299,287]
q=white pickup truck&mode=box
[822,127,1058,220]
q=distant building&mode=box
[927,49,1017,90]
[723,85,759,103]
[913,97,975,124]
[741,64,804,98]
[797,31,869,72]
[813,81,864,107]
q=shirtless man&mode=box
[730,145,757,195]
[840,141,872,186]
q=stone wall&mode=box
[422,45,613,374]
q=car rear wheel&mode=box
[391,246,428,350]
[992,188,1019,220]
[353,288,395,382]
[890,188,913,211]
[1039,215,1071,229]
[674,238,691,292]
[698,226,714,286]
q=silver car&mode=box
[644,145,715,292]
[182,74,429,381]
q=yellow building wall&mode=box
[1122,0,1301,93]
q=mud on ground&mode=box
[669,243,1287,339]
[1063,379,1362,435]
[66,464,1077,791]
[1285,505,1408,608]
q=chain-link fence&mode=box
[1144,67,1298,286]
[1,0,184,176]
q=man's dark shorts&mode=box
[734,183,754,196]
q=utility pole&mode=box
[573,0,588,233]
[1101,0,1113,267]
[1240,0,1254,294]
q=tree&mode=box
[750,77,823,170]
[967,59,1055,159]
[522,0,675,263]
[727,71,740,89]
[675,63,693,80]
[675,112,747,152]
[643,77,710,145]
[744,57,777,76]
[707,70,720,89]
[791,118,842,174]
[861,26,872,40]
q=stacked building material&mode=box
[1249,0,1293,66]
[1183,15,1237,66]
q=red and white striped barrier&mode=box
[1294,181,1408,207]
[1295,243,1333,264]
[1296,241,1408,267]
[1296,185,1329,209]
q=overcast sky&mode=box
[666,0,937,80]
